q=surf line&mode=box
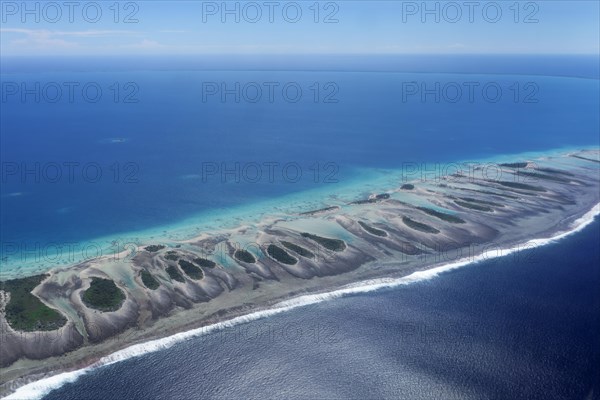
[5,203,600,400]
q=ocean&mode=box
[1,55,599,276]
[1,55,599,398]
[29,215,600,400]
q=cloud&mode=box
[121,39,166,50]
[1,28,137,37]
[0,28,139,51]
[447,43,468,50]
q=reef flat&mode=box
[1,149,599,396]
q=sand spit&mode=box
[1,149,599,398]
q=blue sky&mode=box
[1,1,598,56]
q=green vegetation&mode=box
[417,207,465,224]
[81,278,126,312]
[401,184,414,190]
[267,244,298,265]
[281,241,315,258]
[145,245,165,252]
[166,266,185,282]
[402,216,440,234]
[301,233,346,251]
[193,258,216,268]
[0,275,67,332]
[234,249,257,263]
[140,270,160,290]
[497,181,546,192]
[164,251,179,261]
[454,200,493,212]
[500,162,528,168]
[178,260,204,280]
[358,221,388,237]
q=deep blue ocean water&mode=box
[2,55,600,398]
[1,55,599,274]
[41,218,600,400]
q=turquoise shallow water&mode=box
[1,55,599,400]
[0,144,595,279]
[1,61,599,278]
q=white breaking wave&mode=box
[4,203,599,400]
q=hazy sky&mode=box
[1,1,598,56]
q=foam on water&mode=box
[4,203,599,400]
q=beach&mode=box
[1,149,599,399]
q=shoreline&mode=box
[1,149,599,399]
[3,202,599,400]
[2,144,598,280]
